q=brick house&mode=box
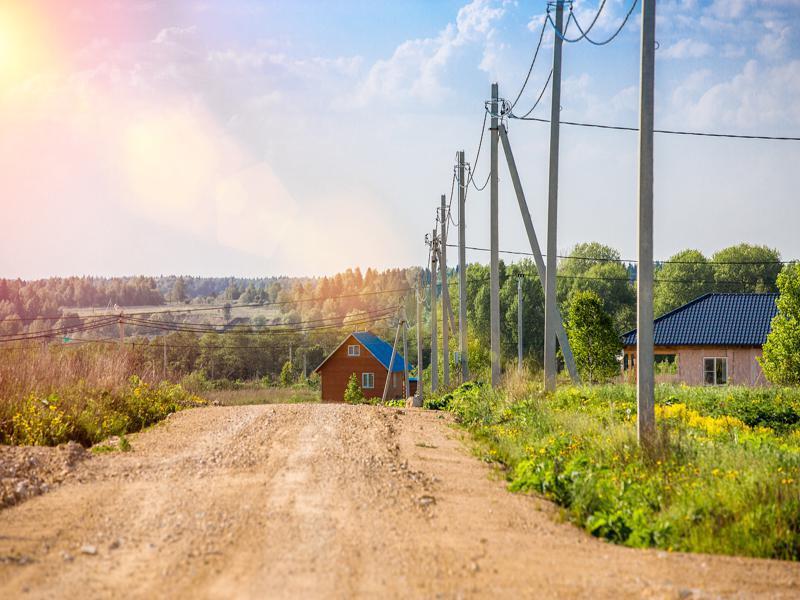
[621,293,778,386]
[314,331,413,402]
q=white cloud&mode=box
[666,60,800,132]
[757,20,792,58]
[353,0,505,107]
[661,38,713,59]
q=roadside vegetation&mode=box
[428,375,800,560]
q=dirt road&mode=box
[1,404,798,598]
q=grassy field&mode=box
[202,386,319,406]
[429,375,800,560]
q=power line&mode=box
[507,115,800,141]
[550,0,638,46]
[449,244,796,265]
[0,286,414,323]
[509,13,549,110]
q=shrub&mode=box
[343,373,365,404]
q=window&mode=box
[347,344,360,357]
[362,372,374,389]
[704,357,727,385]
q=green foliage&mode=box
[445,378,800,560]
[344,373,365,404]
[654,249,714,316]
[761,263,800,385]
[3,377,205,447]
[279,360,297,387]
[565,291,622,383]
[713,243,782,293]
[557,243,635,333]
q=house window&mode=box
[347,344,360,357]
[704,357,727,385]
[362,372,374,389]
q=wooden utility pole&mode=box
[430,230,439,392]
[518,276,523,373]
[499,124,580,383]
[118,313,125,349]
[440,194,450,388]
[416,271,424,406]
[457,150,468,382]
[381,320,402,403]
[637,0,656,446]
[489,82,501,387]
[544,0,565,393]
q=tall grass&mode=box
[0,345,202,447]
[433,374,800,560]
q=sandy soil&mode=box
[0,404,798,599]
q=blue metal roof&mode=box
[352,331,408,372]
[622,293,778,347]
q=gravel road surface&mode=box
[1,404,798,598]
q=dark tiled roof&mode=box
[622,293,778,347]
[352,331,408,372]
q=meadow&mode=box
[429,375,800,560]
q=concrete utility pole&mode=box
[499,124,580,383]
[382,320,402,403]
[637,0,656,446]
[489,82,501,387]
[416,271,424,406]
[163,336,167,381]
[303,354,307,379]
[402,314,410,399]
[430,230,439,392]
[457,150,469,382]
[440,194,450,388]
[544,0,565,393]
[518,276,523,373]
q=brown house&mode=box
[314,331,413,402]
[622,293,778,386]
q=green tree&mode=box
[500,260,545,367]
[760,264,800,384]
[169,277,187,303]
[343,373,365,404]
[565,291,621,383]
[654,249,714,316]
[557,243,635,332]
[713,244,782,293]
[279,360,297,386]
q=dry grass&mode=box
[203,387,319,406]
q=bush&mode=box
[446,377,800,560]
[2,377,205,447]
[343,373,365,404]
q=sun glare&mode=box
[0,3,54,89]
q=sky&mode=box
[1,0,799,279]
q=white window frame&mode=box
[362,372,374,389]
[704,357,728,386]
[347,344,360,357]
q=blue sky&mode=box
[1,0,799,278]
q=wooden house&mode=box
[314,331,413,402]
[621,293,778,386]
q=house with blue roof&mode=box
[314,331,415,402]
[621,293,778,386]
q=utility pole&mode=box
[518,276,523,373]
[430,230,439,392]
[416,271,424,406]
[440,194,450,388]
[163,336,167,381]
[637,0,656,447]
[402,312,410,399]
[457,150,468,382]
[118,313,125,349]
[489,82,501,387]
[303,354,307,379]
[499,124,580,383]
[381,320,402,403]
[544,0,564,393]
